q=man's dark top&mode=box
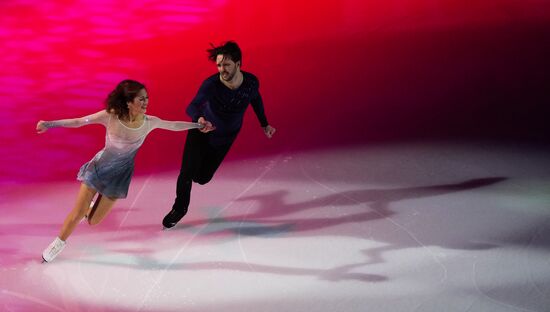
[186,71,269,147]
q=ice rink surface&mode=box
[1,141,550,312]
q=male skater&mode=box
[163,41,276,228]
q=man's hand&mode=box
[263,125,276,139]
[198,117,216,133]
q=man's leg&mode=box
[163,135,233,229]
[193,143,232,185]
[163,130,205,228]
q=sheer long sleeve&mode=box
[43,110,109,129]
[148,116,203,132]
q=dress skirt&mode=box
[77,149,137,199]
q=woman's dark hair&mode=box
[105,79,146,119]
[207,41,242,64]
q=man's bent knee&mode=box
[193,176,213,185]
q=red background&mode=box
[1,0,549,185]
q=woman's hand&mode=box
[36,120,48,134]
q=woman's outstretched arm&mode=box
[148,116,214,132]
[36,110,109,134]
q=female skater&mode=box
[36,79,214,262]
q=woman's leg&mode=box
[86,194,102,221]
[87,194,117,225]
[58,183,97,241]
[43,183,98,262]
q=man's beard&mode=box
[221,71,235,81]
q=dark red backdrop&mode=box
[1,0,549,185]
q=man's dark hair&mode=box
[207,41,242,64]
